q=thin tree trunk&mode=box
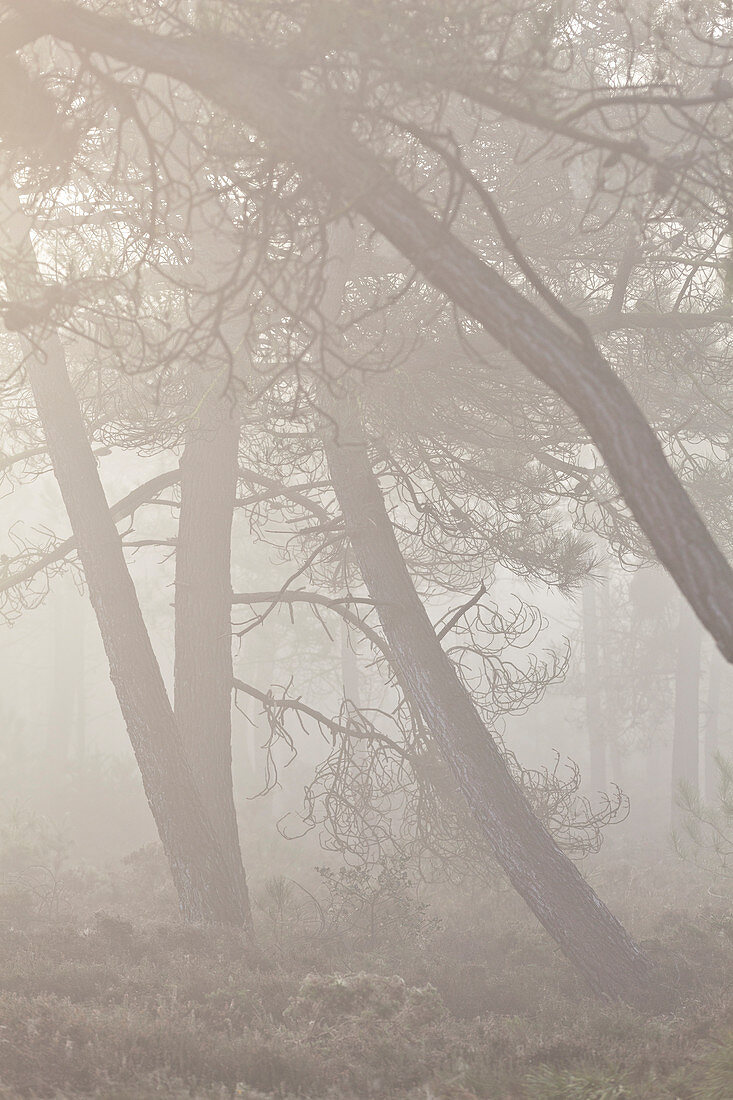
[608,740,625,792]
[341,619,361,711]
[1,185,250,926]
[671,594,702,823]
[174,393,251,927]
[644,737,668,843]
[326,420,653,1001]
[582,578,606,793]
[48,577,76,773]
[705,651,722,803]
[597,574,625,790]
[74,603,86,761]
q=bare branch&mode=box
[0,467,179,599]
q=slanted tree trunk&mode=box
[1,184,250,926]
[174,392,251,928]
[326,419,653,1001]
[671,594,702,823]
[582,578,607,794]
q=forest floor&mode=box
[1,839,733,1099]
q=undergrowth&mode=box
[1,841,733,1098]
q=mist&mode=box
[0,2,732,1097]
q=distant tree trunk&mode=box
[246,643,283,821]
[582,578,606,793]
[597,576,625,790]
[326,419,653,1001]
[48,578,76,773]
[608,738,625,792]
[644,736,668,842]
[1,184,250,926]
[704,649,723,803]
[174,393,251,927]
[74,604,86,761]
[341,620,361,710]
[234,639,278,795]
[671,594,702,822]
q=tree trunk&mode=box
[74,603,86,761]
[12,2,733,662]
[341,619,362,710]
[26,341,250,924]
[0,184,250,926]
[671,594,702,823]
[644,736,668,843]
[48,577,77,773]
[596,576,625,791]
[174,392,251,927]
[326,421,653,1001]
[582,578,607,793]
[705,650,723,803]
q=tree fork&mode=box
[0,184,251,927]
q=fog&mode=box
[1,2,733,1097]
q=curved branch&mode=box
[233,676,411,759]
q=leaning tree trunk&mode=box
[671,594,702,824]
[326,420,653,1001]
[0,184,250,926]
[174,392,252,928]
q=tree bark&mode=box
[671,594,702,822]
[0,185,250,926]
[9,1,733,663]
[325,420,654,1001]
[582,578,607,794]
[174,392,251,927]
